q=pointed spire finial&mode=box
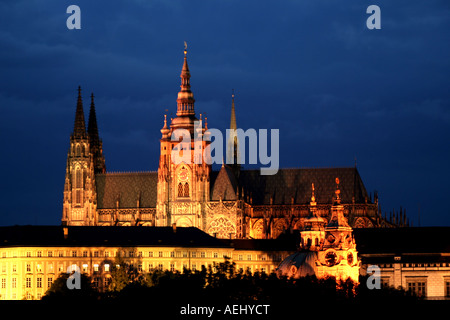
[176,42,195,116]
[161,114,170,139]
[335,177,341,204]
[88,92,98,141]
[310,183,316,205]
[73,86,87,138]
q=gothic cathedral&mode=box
[62,48,407,238]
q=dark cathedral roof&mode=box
[95,172,158,209]
[235,167,369,205]
[95,167,368,209]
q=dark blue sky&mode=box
[0,0,449,226]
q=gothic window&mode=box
[74,168,83,205]
[76,144,81,157]
[178,183,183,197]
[184,182,189,197]
[207,217,236,239]
[76,169,82,188]
[81,144,86,156]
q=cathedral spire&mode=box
[72,86,87,139]
[88,93,99,145]
[176,42,195,116]
[87,92,106,174]
[227,90,240,170]
[230,89,237,131]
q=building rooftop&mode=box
[0,225,230,249]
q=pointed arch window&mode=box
[76,169,82,188]
[74,168,83,205]
[183,182,189,197]
[177,182,190,198]
[178,183,184,197]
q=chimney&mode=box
[172,223,177,233]
[63,227,69,240]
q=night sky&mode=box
[0,0,449,226]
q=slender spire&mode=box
[88,93,99,144]
[227,90,240,168]
[160,114,170,139]
[310,183,316,206]
[230,89,237,131]
[87,92,106,173]
[334,177,341,205]
[72,86,87,139]
[176,42,195,116]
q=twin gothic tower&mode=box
[62,47,392,238]
[62,88,105,226]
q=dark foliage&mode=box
[41,258,419,316]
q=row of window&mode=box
[0,276,54,289]
[1,264,274,292]
[1,260,240,275]
[378,263,450,268]
[378,279,450,298]
[1,250,231,259]
[237,254,285,262]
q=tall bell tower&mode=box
[156,45,211,228]
[62,87,98,226]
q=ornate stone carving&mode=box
[207,217,236,239]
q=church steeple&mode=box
[72,86,87,139]
[176,43,195,117]
[88,93,99,145]
[230,90,237,131]
[88,93,106,174]
[63,87,98,226]
[227,90,240,171]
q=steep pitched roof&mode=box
[95,172,158,209]
[237,167,368,205]
[211,165,237,201]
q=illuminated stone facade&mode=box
[355,227,450,299]
[0,226,294,300]
[61,48,402,237]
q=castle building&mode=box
[0,225,295,300]
[61,47,404,237]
